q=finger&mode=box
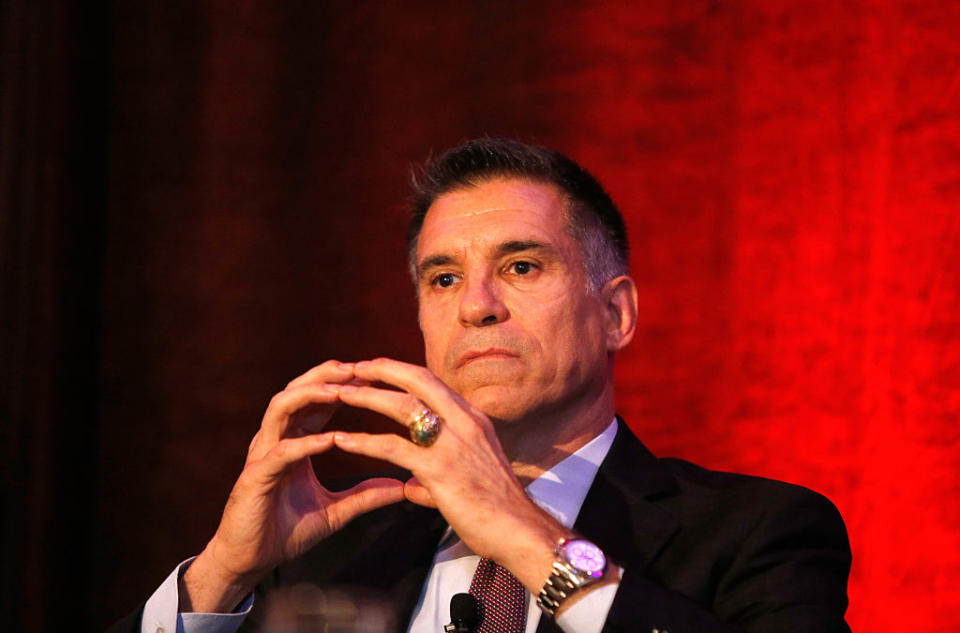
[258,385,339,453]
[325,478,406,531]
[254,432,336,479]
[403,476,436,508]
[351,358,467,420]
[286,362,375,436]
[286,360,355,389]
[334,384,422,429]
[246,430,262,459]
[332,431,419,470]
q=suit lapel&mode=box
[347,502,449,626]
[271,497,447,632]
[535,418,680,633]
[577,418,680,569]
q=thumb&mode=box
[327,478,405,530]
[404,476,436,507]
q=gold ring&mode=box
[409,408,442,447]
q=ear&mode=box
[601,275,638,352]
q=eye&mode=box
[509,261,537,275]
[432,272,458,288]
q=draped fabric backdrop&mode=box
[3,2,959,632]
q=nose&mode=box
[458,271,509,327]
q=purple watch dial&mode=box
[563,539,606,577]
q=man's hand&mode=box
[330,357,574,594]
[180,361,405,614]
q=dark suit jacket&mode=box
[108,419,852,633]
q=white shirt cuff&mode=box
[554,575,621,633]
[140,558,254,633]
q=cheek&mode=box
[544,299,606,360]
[418,304,454,374]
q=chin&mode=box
[461,384,533,423]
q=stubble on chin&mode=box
[457,380,545,427]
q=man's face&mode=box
[415,178,612,423]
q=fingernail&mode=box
[355,360,370,370]
[334,431,352,443]
[337,361,354,371]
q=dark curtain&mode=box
[1,1,112,631]
[3,2,959,632]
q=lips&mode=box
[456,347,519,368]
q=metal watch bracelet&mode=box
[537,539,608,617]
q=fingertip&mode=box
[388,486,406,503]
[304,432,337,458]
[364,476,406,491]
[403,478,436,508]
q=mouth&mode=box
[456,348,519,368]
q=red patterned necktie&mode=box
[468,557,527,633]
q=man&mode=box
[111,138,851,633]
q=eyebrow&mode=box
[497,240,548,255]
[417,254,456,278]
[417,240,552,279]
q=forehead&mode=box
[418,178,572,257]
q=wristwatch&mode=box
[537,537,608,617]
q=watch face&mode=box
[563,539,606,577]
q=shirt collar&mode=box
[525,417,618,529]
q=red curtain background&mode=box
[3,2,959,631]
